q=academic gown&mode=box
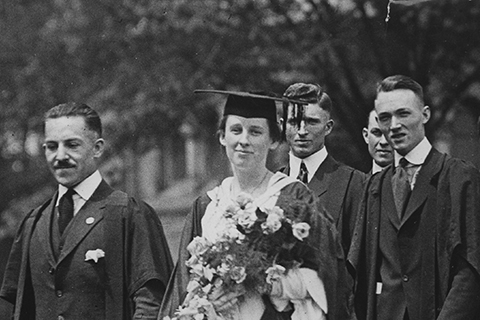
[159,178,347,320]
[281,154,367,253]
[1,180,174,320]
[348,149,480,320]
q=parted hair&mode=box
[44,102,102,137]
[376,75,424,104]
[283,83,332,113]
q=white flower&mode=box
[292,222,311,241]
[230,266,247,284]
[266,264,286,284]
[187,236,211,257]
[85,249,105,263]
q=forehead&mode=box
[375,89,422,113]
[45,116,93,140]
[225,115,269,128]
[367,111,380,129]
[287,103,328,118]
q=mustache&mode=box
[54,160,75,169]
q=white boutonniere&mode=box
[85,249,105,263]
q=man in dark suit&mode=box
[282,83,366,253]
[0,103,173,320]
[281,83,366,320]
[362,109,393,175]
[348,75,480,320]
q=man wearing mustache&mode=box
[1,103,173,320]
[362,109,393,175]
[349,75,480,319]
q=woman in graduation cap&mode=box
[159,91,346,320]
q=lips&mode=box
[235,149,253,155]
[54,164,75,170]
[295,139,311,145]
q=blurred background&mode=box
[1,0,479,316]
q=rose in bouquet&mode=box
[164,193,317,320]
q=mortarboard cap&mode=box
[195,89,306,123]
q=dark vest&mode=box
[29,203,106,320]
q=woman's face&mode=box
[219,115,278,171]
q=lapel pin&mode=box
[86,217,95,225]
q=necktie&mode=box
[297,161,309,184]
[392,158,411,218]
[58,188,75,234]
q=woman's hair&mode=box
[217,115,282,143]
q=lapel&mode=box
[400,149,444,226]
[308,154,337,199]
[35,193,58,266]
[56,181,114,265]
[381,166,401,230]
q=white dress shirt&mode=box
[393,137,432,189]
[371,161,386,175]
[56,170,102,216]
[289,147,328,184]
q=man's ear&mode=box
[362,128,369,144]
[422,105,431,124]
[325,119,334,136]
[93,138,105,158]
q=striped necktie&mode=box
[392,158,411,218]
[297,161,309,184]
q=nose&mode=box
[297,121,308,135]
[238,131,250,146]
[379,134,389,146]
[390,116,401,130]
[55,144,69,160]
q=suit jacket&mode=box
[282,155,367,253]
[348,149,480,320]
[0,180,173,320]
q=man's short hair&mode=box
[376,75,424,105]
[283,83,332,113]
[44,102,102,137]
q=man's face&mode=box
[362,111,393,168]
[375,89,430,156]
[285,103,333,159]
[44,116,104,188]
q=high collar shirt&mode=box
[371,161,387,175]
[394,137,432,189]
[56,170,102,216]
[289,147,328,184]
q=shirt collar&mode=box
[289,147,328,179]
[394,137,432,167]
[371,161,387,175]
[58,170,102,202]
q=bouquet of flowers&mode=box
[164,192,317,320]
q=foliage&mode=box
[1,0,479,236]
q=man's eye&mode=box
[371,129,382,136]
[287,119,297,125]
[66,142,80,148]
[378,116,389,123]
[45,144,57,151]
[306,119,320,126]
